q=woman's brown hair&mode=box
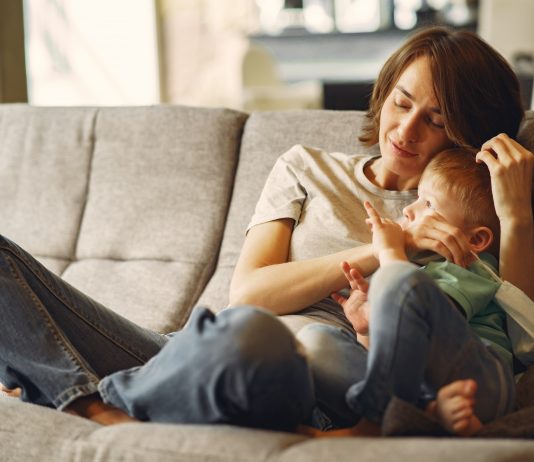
[359,26,524,148]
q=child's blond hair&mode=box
[422,147,500,256]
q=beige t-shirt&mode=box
[247,144,418,327]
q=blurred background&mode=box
[1,0,533,111]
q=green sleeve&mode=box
[422,257,500,320]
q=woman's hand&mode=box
[476,134,534,297]
[476,133,534,223]
[403,212,472,266]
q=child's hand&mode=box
[364,201,408,265]
[331,261,370,335]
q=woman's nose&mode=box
[398,113,420,143]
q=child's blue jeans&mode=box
[297,262,516,428]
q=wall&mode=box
[478,0,534,64]
[157,0,259,109]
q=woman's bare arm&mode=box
[477,134,534,298]
[229,219,378,315]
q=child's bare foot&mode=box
[64,394,138,425]
[427,379,482,436]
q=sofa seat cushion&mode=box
[0,396,306,462]
[62,259,213,333]
[2,396,534,462]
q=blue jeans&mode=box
[296,323,366,429]
[348,262,516,424]
[297,262,516,428]
[99,306,314,431]
[0,235,314,431]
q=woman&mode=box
[0,26,532,432]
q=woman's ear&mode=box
[467,226,494,254]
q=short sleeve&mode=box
[423,260,500,320]
[247,145,307,232]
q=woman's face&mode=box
[378,56,453,183]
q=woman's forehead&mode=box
[395,56,439,107]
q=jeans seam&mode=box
[1,244,153,364]
[5,255,100,386]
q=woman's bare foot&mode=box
[64,394,138,425]
[0,383,21,398]
[426,379,482,436]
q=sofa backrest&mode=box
[0,105,533,333]
[0,104,247,333]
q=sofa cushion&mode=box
[0,395,307,462]
[0,105,96,258]
[62,106,248,332]
[2,395,534,462]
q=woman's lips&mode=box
[391,140,417,158]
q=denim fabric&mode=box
[0,235,315,432]
[0,235,168,410]
[296,323,366,429]
[346,262,516,424]
[99,306,315,432]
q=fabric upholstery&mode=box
[65,106,247,331]
[3,394,534,462]
[0,105,96,258]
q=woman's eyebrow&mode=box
[395,85,442,114]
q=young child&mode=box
[332,147,514,436]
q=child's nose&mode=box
[403,204,414,222]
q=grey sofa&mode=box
[1,103,534,462]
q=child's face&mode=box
[401,174,467,230]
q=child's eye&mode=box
[425,200,433,209]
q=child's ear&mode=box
[467,226,494,254]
